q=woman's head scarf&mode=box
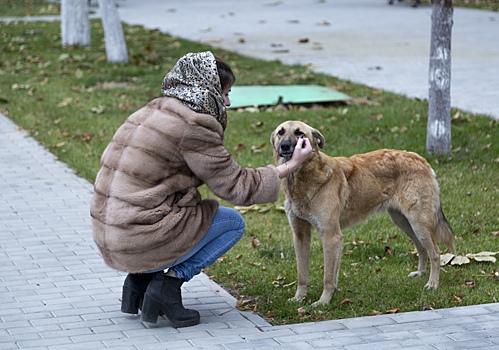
[161,51,227,130]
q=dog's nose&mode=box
[279,141,295,157]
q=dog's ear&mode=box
[311,129,325,149]
[270,129,276,147]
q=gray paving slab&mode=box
[1,0,499,349]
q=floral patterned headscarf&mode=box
[161,51,227,130]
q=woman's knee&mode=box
[217,206,246,232]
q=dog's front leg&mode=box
[288,213,312,302]
[313,226,343,306]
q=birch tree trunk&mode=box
[98,0,128,63]
[61,0,91,47]
[426,0,453,155]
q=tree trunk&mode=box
[426,0,453,155]
[61,0,91,47]
[98,0,128,63]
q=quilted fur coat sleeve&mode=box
[90,97,280,273]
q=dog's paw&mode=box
[408,271,425,278]
[423,281,439,290]
[287,295,306,303]
[311,299,328,307]
[310,291,333,307]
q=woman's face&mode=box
[222,85,232,107]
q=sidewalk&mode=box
[116,0,499,120]
[1,111,498,349]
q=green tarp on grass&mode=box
[228,85,351,109]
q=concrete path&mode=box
[1,111,498,349]
[116,0,499,120]
[1,1,499,349]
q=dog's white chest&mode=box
[286,199,320,227]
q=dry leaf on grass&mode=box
[441,251,498,266]
[236,296,255,311]
[386,307,402,314]
[57,97,72,107]
[466,252,498,263]
[440,253,455,266]
[251,236,261,248]
[451,255,471,265]
[339,298,354,306]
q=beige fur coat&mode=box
[90,97,280,273]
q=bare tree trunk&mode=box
[61,0,91,47]
[426,0,453,155]
[98,0,128,63]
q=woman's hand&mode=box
[277,136,313,178]
[291,136,313,165]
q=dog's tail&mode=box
[435,207,456,254]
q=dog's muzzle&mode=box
[278,140,296,159]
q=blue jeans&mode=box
[146,206,245,281]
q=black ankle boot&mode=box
[121,273,154,314]
[141,272,200,327]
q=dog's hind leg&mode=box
[390,208,441,289]
[410,219,441,289]
[288,213,312,302]
[388,209,429,279]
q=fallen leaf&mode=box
[57,97,73,107]
[316,20,331,26]
[91,105,106,114]
[384,246,393,256]
[451,111,461,121]
[440,253,455,266]
[464,280,475,287]
[272,275,286,287]
[466,251,498,263]
[451,255,471,265]
[386,307,402,314]
[339,298,354,306]
[11,83,31,90]
[58,53,70,61]
[251,236,261,248]
[73,133,93,142]
[236,296,255,310]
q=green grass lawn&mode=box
[1,7,498,325]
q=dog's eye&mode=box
[277,128,285,136]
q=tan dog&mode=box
[271,121,455,306]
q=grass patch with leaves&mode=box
[0,18,498,326]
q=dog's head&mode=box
[270,121,325,162]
